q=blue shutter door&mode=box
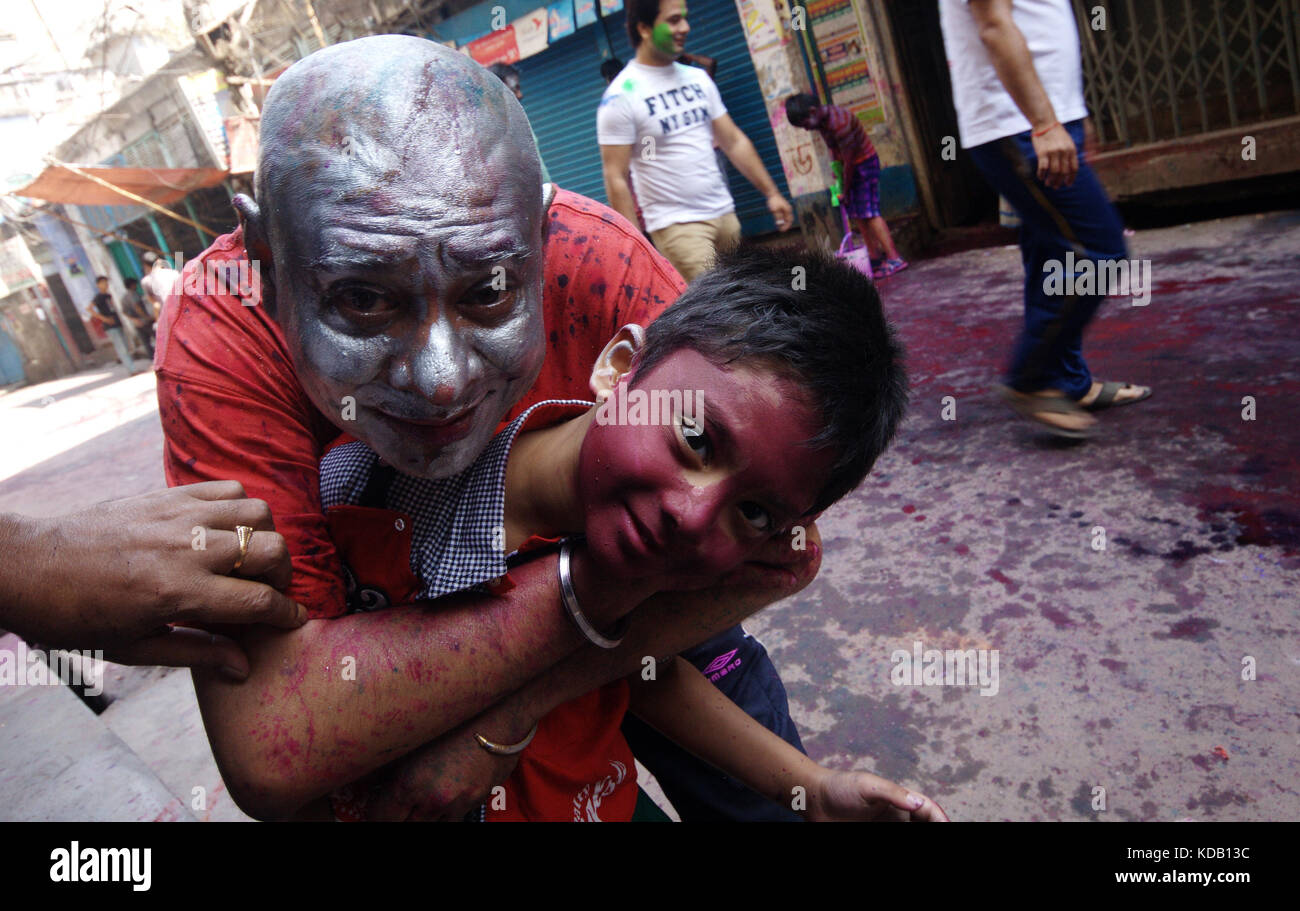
[516,2,790,235]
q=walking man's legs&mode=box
[968,120,1126,398]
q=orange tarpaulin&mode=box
[12,164,229,207]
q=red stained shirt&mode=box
[817,104,877,166]
[154,187,684,619]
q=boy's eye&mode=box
[680,415,712,462]
[739,502,772,533]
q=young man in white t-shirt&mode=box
[597,0,793,281]
[939,0,1151,439]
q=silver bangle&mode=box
[558,538,628,649]
[474,723,538,756]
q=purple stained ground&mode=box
[744,209,1300,821]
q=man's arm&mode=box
[712,114,793,230]
[194,543,649,820]
[967,0,1078,187]
[599,143,640,229]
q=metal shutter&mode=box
[516,2,790,235]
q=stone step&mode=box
[0,633,195,821]
[99,666,252,822]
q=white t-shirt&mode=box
[938,0,1088,148]
[596,60,734,233]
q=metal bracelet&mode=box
[558,538,628,649]
[474,723,539,756]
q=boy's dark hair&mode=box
[95,275,108,283]
[600,57,624,83]
[633,246,908,515]
[626,0,663,48]
[487,62,519,83]
[124,277,139,289]
[784,93,819,127]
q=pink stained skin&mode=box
[576,348,836,591]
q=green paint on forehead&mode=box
[651,22,674,54]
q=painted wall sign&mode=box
[575,0,597,28]
[734,0,829,197]
[599,0,623,15]
[807,0,883,126]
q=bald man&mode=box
[157,36,818,820]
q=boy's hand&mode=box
[366,723,521,821]
[720,521,821,596]
[807,769,949,822]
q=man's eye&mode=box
[739,502,773,533]
[331,286,397,317]
[680,415,711,462]
[463,281,516,310]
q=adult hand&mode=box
[1031,122,1078,189]
[807,769,949,822]
[1,481,306,676]
[366,723,522,821]
[767,193,795,232]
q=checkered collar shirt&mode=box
[319,398,593,601]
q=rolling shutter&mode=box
[516,2,790,235]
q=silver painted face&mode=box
[275,154,546,480]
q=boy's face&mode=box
[96,279,108,291]
[802,107,822,129]
[577,348,834,589]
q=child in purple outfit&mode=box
[785,93,908,279]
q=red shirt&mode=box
[155,187,684,619]
[321,403,639,822]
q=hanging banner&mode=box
[806,0,884,126]
[513,8,550,59]
[465,27,520,65]
[575,0,597,28]
[548,0,576,40]
[599,0,623,15]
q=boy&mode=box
[319,247,943,821]
[784,93,908,280]
[87,276,139,374]
[122,277,155,359]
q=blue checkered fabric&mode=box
[319,399,593,601]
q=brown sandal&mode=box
[996,385,1094,439]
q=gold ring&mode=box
[233,525,254,571]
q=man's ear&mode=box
[589,324,645,402]
[232,193,276,314]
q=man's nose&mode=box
[398,314,476,407]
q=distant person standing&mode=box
[597,0,793,281]
[139,252,181,319]
[939,0,1150,438]
[487,62,552,185]
[785,93,908,279]
[87,276,138,374]
[122,277,155,359]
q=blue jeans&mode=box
[966,120,1127,399]
[621,625,807,822]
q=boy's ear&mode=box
[589,323,645,402]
